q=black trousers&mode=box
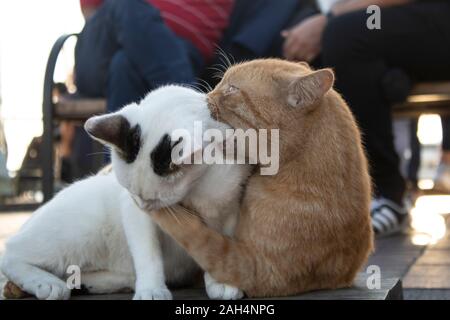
[321,2,450,204]
[443,116,450,151]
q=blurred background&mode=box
[0,1,83,172]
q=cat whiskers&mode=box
[173,204,200,223]
[161,205,182,225]
[216,46,235,69]
[161,201,199,225]
[209,65,226,81]
[86,151,110,157]
[196,78,213,93]
[210,47,236,81]
[183,83,206,93]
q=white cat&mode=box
[1,85,250,300]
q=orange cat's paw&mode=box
[204,273,244,300]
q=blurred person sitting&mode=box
[76,0,234,112]
[64,0,233,181]
[281,0,450,236]
[61,0,299,182]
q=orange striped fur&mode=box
[151,59,373,298]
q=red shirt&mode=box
[80,0,103,8]
[80,0,234,61]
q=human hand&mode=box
[282,14,328,62]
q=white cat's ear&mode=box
[287,68,334,109]
[85,114,131,148]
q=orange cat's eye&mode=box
[224,85,239,95]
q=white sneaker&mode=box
[371,197,411,237]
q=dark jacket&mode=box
[202,0,301,83]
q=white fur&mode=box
[204,273,244,300]
[316,0,341,13]
[1,86,249,300]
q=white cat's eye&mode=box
[224,84,239,95]
[132,131,140,145]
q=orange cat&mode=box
[151,59,373,298]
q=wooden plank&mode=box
[366,233,426,279]
[55,98,106,120]
[429,235,450,250]
[404,289,450,300]
[414,250,450,265]
[393,101,450,118]
[392,81,450,117]
[1,221,406,301]
[410,82,450,96]
[403,217,450,289]
[67,274,402,300]
[403,265,450,289]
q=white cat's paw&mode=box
[204,273,244,300]
[33,279,71,300]
[133,287,173,300]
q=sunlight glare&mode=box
[417,115,443,145]
[0,0,84,171]
[410,198,448,246]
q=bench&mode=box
[393,82,450,117]
[41,34,450,202]
[41,34,106,202]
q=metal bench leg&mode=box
[42,93,54,203]
[41,34,78,203]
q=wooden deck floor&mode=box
[1,211,450,300]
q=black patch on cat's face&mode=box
[111,116,141,164]
[85,114,141,163]
[120,122,142,163]
[150,134,182,176]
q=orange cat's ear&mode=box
[297,61,311,69]
[287,68,334,109]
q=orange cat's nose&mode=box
[207,99,219,120]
